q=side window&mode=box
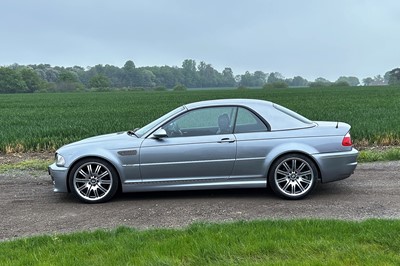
[163,107,236,137]
[234,107,268,133]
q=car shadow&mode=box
[57,180,352,204]
[114,187,274,202]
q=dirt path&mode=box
[1,161,400,241]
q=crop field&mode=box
[1,86,399,153]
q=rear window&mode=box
[273,104,313,124]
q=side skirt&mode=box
[122,178,267,193]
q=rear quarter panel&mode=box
[232,125,352,180]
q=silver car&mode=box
[49,99,358,203]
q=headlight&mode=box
[55,153,66,166]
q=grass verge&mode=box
[358,147,400,163]
[0,159,51,173]
[1,219,399,265]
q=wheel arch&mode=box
[266,151,322,183]
[264,143,322,183]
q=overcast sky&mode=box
[1,0,399,81]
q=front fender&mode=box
[61,146,140,186]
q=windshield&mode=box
[134,106,185,137]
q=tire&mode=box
[268,154,318,200]
[68,158,119,203]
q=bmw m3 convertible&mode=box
[49,99,358,203]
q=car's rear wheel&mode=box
[268,154,318,200]
[69,158,119,203]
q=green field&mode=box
[1,86,400,153]
[1,220,400,265]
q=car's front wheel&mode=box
[268,154,318,200]
[69,158,119,203]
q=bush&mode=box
[237,85,248,90]
[55,81,84,92]
[263,82,288,89]
[262,83,273,89]
[331,81,350,87]
[273,81,288,88]
[173,84,187,91]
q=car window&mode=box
[234,107,268,133]
[163,107,236,137]
[273,104,313,124]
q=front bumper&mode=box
[48,163,69,193]
[313,148,359,183]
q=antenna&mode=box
[336,121,339,128]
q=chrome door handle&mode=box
[218,138,235,143]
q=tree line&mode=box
[0,59,399,93]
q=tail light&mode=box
[342,132,353,146]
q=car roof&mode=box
[184,98,314,131]
[184,98,273,110]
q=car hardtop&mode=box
[184,98,273,111]
[183,99,313,130]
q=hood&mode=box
[59,131,141,151]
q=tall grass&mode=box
[1,86,399,152]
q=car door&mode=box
[139,106,237,182]
[231,107,271,179]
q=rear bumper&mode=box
[313,148,358,183]
[48,163,69,193]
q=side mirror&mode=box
[152,128,168,139]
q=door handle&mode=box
[218,138,235,143]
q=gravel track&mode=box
[1,161,400,240]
